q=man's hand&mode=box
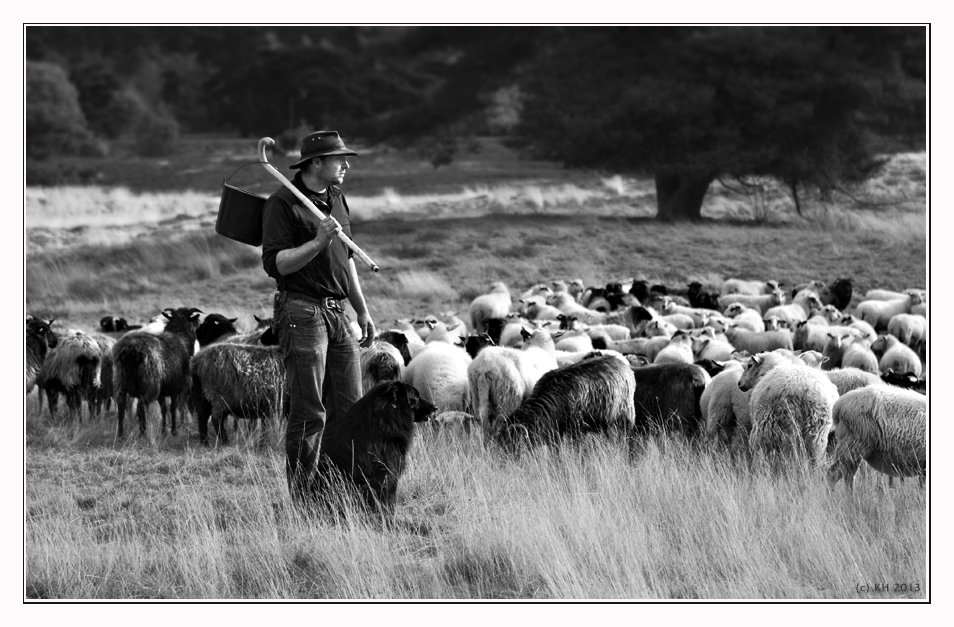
[356,312,376,348]
[312,216,341,251]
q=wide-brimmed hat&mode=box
[289,130,358,169]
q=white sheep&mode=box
[720,278,782,296]
[863,288,925,302]
[553,330,594,353]
[547,292,608,325]
[886,314,926,348]
[819,305,842,324]
[583,323,631,342]
[404,339,472,413]
[723,303,765,333]
[871,334,922,377]
[658,298,712,328]
[824,367,885,397]
[835,314,877,344]
[739,350,839,468]
[855,292,922,330]
[724,323,794,354]
[645,318,678,338]
[702,361,745,445]
[467,328,558,437]
[841,336,879,374]
[523,298,565,322]
[653,332,694,365]
[827,386,926,488]
[718,289,785,315]
[468,282,512,334]
[692,336,736,362]
[763,291,823,327]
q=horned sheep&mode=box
[113,307,201,437]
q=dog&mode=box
[316,380,435,514]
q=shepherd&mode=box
[261,130,377,507]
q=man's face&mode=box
[314,155,350,186]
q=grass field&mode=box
[23,137,928,600]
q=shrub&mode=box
[25,60,97,160]
[134,108,180,157]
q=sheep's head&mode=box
[822,305,841,321]
[798,350,827,368]
[724,303,744,318]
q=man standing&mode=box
[261,130,376,504]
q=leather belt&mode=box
[281,291,343,311]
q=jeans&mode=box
[274,292,362,505]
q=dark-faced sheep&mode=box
[827,386,926,489]
[316,381,436,514]
[739,350,839,469]
[113,307,201,437]
[26,316,57,394]
[195,313,239,346]
[36,331,113,420]
[495,354,636,449]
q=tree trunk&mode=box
[654,171,713,222]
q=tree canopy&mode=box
[25,25,926,220]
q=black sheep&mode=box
[316,381,436,514]
[113,307,201,437]
[495,354,636,449]
[824,277,854,311]
[687,282,721,311]
[195,313,239,346]
[630,363,708,438]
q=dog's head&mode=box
[383,381,437,423]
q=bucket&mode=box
[215,163,266,246]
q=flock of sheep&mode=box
[24,273,928,488]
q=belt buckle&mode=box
[323,297,339,311]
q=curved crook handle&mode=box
[257,137,380,273]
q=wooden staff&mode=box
[257,137,380,273]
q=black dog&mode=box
[316,381,435,514]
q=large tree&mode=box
[513,26,926,221]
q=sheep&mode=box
[720,278,782,296]
[553,330,594,353]
[36,331,114,420]
[864,288,925,302]
[645,318,678,338]
[702,361,746,446]
[26,316,57,394]
[792,320,832,353]
[840,336,879,374]
[658,298,712,328]
[423,321,466,346]
[880,369,926,394]
[818,305,842,324]
[827,386,926,488]
[724,324,794,355]
[653,331,694,365]
[547,292,608,325]
[886,314,926,348]
[627,362,709,438]
[790,280,827,300]
[189,313,232,345]
[113,307,202,437]
[687,282,721,310]
[99,316,144,333]
[835,314,877,344]
[495,354,636,449]
[763,292,823,327]
[717,290,784,315]
[824,367,886,397]
[659,313,695,331]
[463,333,495,359]
[190,342,286,445]
[763,316,785,331]
[692,336,736,362]
[468,282,512,334]
[498,317,535,348]
[855,292,922,330]
[467,328,558,438]
[404,336,472,414]
[823,278,854,311]
[582,323,631,342]
[739,350,839,469]
[361,339,407,394]
[871,334,922,378]
[723,303,765,333]
[522,297,565,322]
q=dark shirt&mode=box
[261,171,354,300]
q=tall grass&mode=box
[24,404,925,600]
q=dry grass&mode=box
[24,404,926,600]
[23,142,927,600]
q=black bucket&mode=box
[216,164,266,246]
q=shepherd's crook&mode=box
[257,137,380,272]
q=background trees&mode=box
[24,25,925,220]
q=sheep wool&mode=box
[740,350,838,468]
[871,334,922,378]
[827,385,926,488]
[468,282,512,334]
[404,340,472,413]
